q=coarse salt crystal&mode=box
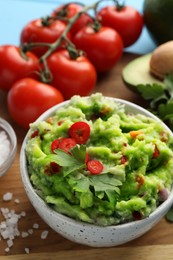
[20,211,26,217]
[7,239,13,248]
[4,247,10,253]
[21,231,29,238]
[3,192,13,201]
[28,229,33,235]
[41,230,49,240]
[14,199,20,204]
[0,130,10,167]
[33,223,39,229]
[25,247,30,254]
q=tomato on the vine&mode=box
[0,45,39,91]
[46,49,97,100]
[52,3,92,36]
[7,78,64,129]
[72,25,123,72]
[97,5,143,47]
[20,18,71,57]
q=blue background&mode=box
[0,0,156,54]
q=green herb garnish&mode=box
[136,74,173,130]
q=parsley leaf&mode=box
[135,73,173,131]
[47,148,85,176]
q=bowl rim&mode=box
[20,96,173,229]
[0,117,17,176]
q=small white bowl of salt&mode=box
[0,118,17,177]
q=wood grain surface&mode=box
[1,52,173,258]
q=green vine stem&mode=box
[39,0,106,62]
[23,0,115,82]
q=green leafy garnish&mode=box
[45,144,122,201]
[136,74,173,130]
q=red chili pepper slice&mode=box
[69,121,90,144]
[58,138,77,154]
[51,137,77,154]
[87,160,103,175]
[51,138,62,153]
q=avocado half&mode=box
[122,53,163,92]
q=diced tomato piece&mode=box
[30,130,39,138]
[69,121,90,144]
[87,159,103,175]
[152,144,160,158]
[136,175,145,189]
[130,130,143,138]
[121,155,127,164]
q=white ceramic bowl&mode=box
[0,117,17,177]
[20,97,173,247]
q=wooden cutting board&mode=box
[1,52,173,259]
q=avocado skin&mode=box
[143,0,173,45]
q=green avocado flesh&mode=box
[122,54,163,92]
[25,93,173,226]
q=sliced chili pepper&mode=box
[69,121,90,144]
[58,137,77,154]
[87,159,103,175]
[51,138,62,153]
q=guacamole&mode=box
[25,93,173,226]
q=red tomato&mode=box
[7,78,64,129]
[52,3,92,36]
[69,121,90,144]
[87,160,103,175]
[97,5,143,47]
[46,49,97,100]
[20,18,71,57]
[72,25,123,72]
[0,45,39,91]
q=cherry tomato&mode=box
[87,160,103,175]
[46,49,97,100]
[0,45,39,91]
[69,121,90,144]
[52,3,92,36]
[20,18,71,57]
[72,25,123,72]
[97,5,143,47]
[7,78,64,129]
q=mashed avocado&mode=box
[25,93,173,226]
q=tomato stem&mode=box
[39,2,98,62]
[113,0,125,10]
